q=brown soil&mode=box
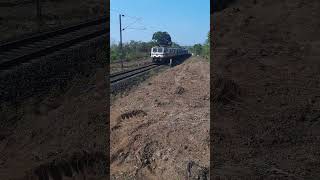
[110,57,210,179]
[0,67,108,179]
[212,0,320,179]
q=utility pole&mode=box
[119,14,124,70]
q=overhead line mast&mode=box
[119,14,124,70]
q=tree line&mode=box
[110,31,182,62]
[188,31,210,60]
[110,31,210,62]
[110,40,156,63]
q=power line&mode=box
[111,10,181,44]
[110,9,141,20]
[110,8,166,32]
[122,17,142,30]
[111,10,189,45]
[125,27,147,30]
[110,10,147,32]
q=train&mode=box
[150,46,190,66]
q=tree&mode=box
[193,44,203,55]
[110,44,120,62]
[189,31,210,59]
[152,31,172,47]
[202,31,210,59]
[206,31,210,45]
[110,40,157,62]
[171,42,181,48]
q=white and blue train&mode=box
[150,46,190,65]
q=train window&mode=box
[152,48,157,52]
[159,47,163,52]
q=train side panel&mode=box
[151,46,190,64]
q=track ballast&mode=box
[0,17,107,71]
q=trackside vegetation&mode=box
[110,31,210,62]
[188,31,210,60]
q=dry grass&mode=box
[110,57,209,179]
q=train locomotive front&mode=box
[150,46,189,65]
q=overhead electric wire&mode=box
[110,9,181,43]
[125,27,147,30]
[110,9,142,20]
[110,8,166,33]
[122,17,142,30]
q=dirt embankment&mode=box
[110,57,210,179]
[0,67,108,179]
[212,0,320,179]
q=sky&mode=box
[110,0,210,46]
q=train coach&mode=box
[150,46,190,66]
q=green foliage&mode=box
[110,40,156,62]
[202,31,210,60]
[171,42,181,48]
[110,38,183,63]
[193,44,203,55]
[152,31,172,47]
[202,43,210,60]
[190,31,210,60]
[110,44,120,63]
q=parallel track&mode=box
[110,63,162,84]
[0,17,107,70]
[110,55,193,84]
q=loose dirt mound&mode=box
[110,57,210,179]
[212,0,320,178]
[0,68,108,179]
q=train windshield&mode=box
[152,47,164,53]
[158,47,164,52]
[152,48,157,52]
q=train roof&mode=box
[151,46,187,50]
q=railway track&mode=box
[0,17,107,71]
[110,63,162,84]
